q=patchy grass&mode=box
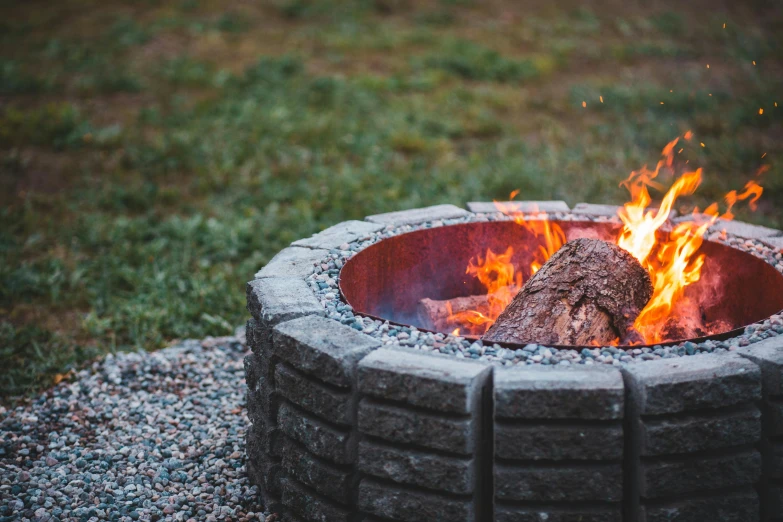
[1,0,782,397]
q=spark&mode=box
[723,23,726,28]
[678,148,684,154]
[759,108,764,115]
[700,142,705,148]
[582,101,587,108]
[753,61,757,66]
[599,96,604,103]
[706,64,710,69]
[762,152,767,158]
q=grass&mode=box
[1,0,782,398]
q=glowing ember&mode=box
[447,131,764,345]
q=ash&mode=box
[308,212,783,367]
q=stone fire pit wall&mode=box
[245,203,783,522]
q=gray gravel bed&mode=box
[306,212,783,366]
[0,333,275,522]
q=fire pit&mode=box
[245,202,783,522]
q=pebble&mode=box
[0,331,269,521]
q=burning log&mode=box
[417,287,519,332]
[483,238,653,346]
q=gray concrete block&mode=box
[281,441,353,504]
[639,406,761,456]
[467,200,570,214]
[761,236,783,251]
[277,402,353,465]
[494,366,624,420]
[358,399,474,455]
[495,506,621,522]
[769,485,783,519]
[357,348,490,414]
[771,399,783,436]
[640,451,761,498]
[281,478,351,522]
[623,353,761,416]
[571,202,622,217]
[739,337,783,397]
[358,440,473,495]
[771,441,783,478]
[495,422,623,461]
[246,278,323,328]
[495,462,623,502]
[642,489,759,522]
[709,218,782,239]
[255,246,329,279]
[358,479,474,522]
[247,375,276,426]
[275,363,353,425]
[246,415,283,458]
[365,204,470,226]
[246,458,282,511]
[292,220,384,249]
[272,315,380,388]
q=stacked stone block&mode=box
[623,353,763,521]
[355,348,492,521]
[245,276,327,510]
[271,315,380,521]
[493,366,625,522]
[740,338,783,522]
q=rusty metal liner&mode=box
[339,220,783,349]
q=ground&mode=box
[1,0,781,396]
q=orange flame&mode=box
[617,132,763,343]
[444,132,763,345]
[447,199,566,333]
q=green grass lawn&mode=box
[2,0,782,397]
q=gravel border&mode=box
[305,211,783,367]
[0,332,276,522]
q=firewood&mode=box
[418,287,519,332]
[482,238,652,346]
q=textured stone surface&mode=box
[365,204,470,226]
[495,507,621,522]
[495,366,624,420]
[571,202,622,216]
[358,399,474,455]
[761,236,783,251]
[281,478,351,522]
[246,278,323,327]
[642,489,759,522]
[738,337,783,396]
[292,220,384,249]
[640,451,761,498]
[277,402,353,465]
[275,363,353,425]
[254,246,329,279]
[623,353,761,415]
[639,406,761,456]
[466,200,570,214]
[357,348,490,414]
[273,315,380,388]
[710,218,783,239]
[246,413,282,458]
[495,463,623,502]
[358,479,474,521]
[281,441,353,504]
[496,422,623,461]
[358,440,473,495]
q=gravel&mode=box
[305,211,783,366]
[0,331,277,522]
